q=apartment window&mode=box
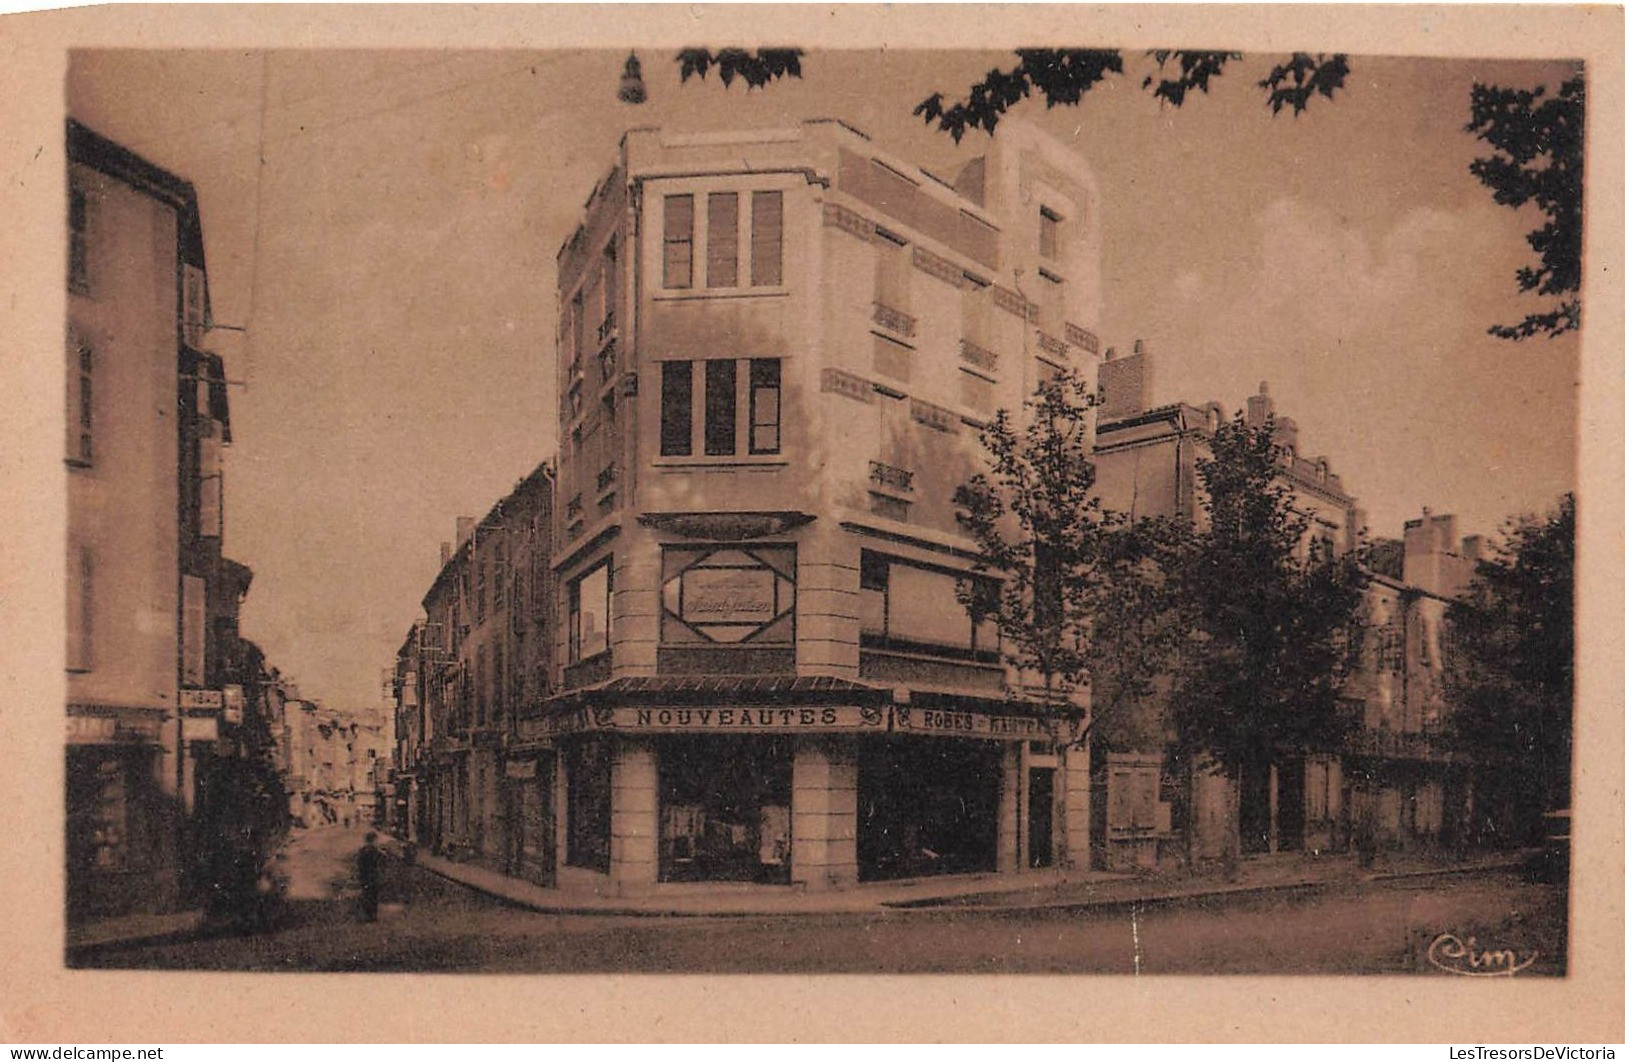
[660,361,694,456]
[859,552,998,661]
[751,191,783,286]
[67,340,93,466]
[476,552,487,623]
[875,229,910,311]
[475,644,487,726]
[706,192,739,289]
[1039,205,1062,260]
[704,359,737,456]
[199,432,222,538]
[493,540,507,612]
[492,639,505,720]
[67,546,93,672]
[68,184,89,294]
[749,359,781,455]
[569,561,612,663]
[663,194,694,289]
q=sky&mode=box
[63,46,1580,713]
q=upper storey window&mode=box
[664,194,695,289]
[662,189,784,291]
[1038,205,1062,261]
[660,358,782,459]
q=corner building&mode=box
[538,119,1103,894]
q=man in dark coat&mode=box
[357,831,383,922]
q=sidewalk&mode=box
[65,908,206,951]
[393,836,1529,918]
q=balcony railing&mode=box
[868,460,913,493]
[596,462,617,493]
[872,301,917,338]
[959,340,998,373]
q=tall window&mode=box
[67,340,93,466]
[875,229,910,311]
[570,561,612,662]
[660,361,694,456]
[750,191,783,286]
[663,194,694,289]
[703,359,737,456]
[706,192,739,289]
[1039,205,1062,260]
[475,644,487,726]
[182,575,206,686]
[68,184,89,294]
[749,359,781,455]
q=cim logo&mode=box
[1425,933,1539,977]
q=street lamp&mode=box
[618,52,648,105]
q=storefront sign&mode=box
[893,705,1053,741]
[682,567,777,624]
[183,716,219,742]
[66,715,162,744]
[530,704,886,737]
[179,688,223,710]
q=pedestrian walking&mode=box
[356,831,383,922]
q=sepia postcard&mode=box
[1,2,1622,1045]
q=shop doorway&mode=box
[1027,767,1055,868]
[857,737,1001,881]
[1240,761,1272,855]
[657,735,792,884]
[1276,758,1306,852]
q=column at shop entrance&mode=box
[856,737,1002,882]
[657,735,793,884]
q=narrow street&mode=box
[68,826,1566,975]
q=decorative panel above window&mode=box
[660,545,796,646]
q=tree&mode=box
[1163,412,1367,859]
[1443,493,1574,844]
[953,368,1151,868]
[915,50,1350,141]
[1466,76,1585,339]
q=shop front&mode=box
[500,749,556,886]
[66,732,174,920]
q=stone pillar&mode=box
[791,736,858,889]
[997,743,1020,873]
[610,737,658,894]
[1062,738,1092,870]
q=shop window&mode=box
[660,361,693,456]
[68,183,89,295]
[1039,205,1062,261]
[749,359,781,455]
[569,561,612,662]
[859,552,998,661]
[703,359,737,456]
[706,192,739,288]
[857,738,1001,881]
[663,194,694,289]
[565,741,612,873]
[661,358,783,459]
[659,736,792,883]
[750,191,783,286]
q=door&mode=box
[1027,767,1055,868]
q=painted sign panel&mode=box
[893,705,1056,741]
[66,715,163,744]
[681,566,776,625]
[530,705,885,737]
[183,716,219,742]
[179,688,223,710]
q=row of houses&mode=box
[386,116,1498,898]
[64,120,294,920]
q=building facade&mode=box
[65,121,257,918]
[521,118,1103,896]
[1091,347,1479,869]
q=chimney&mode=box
[1098,341,1152,423]
[1275,414,1300,455]
[456,516,475,549]
[1246,381,1275,428]
[440,541,453,567]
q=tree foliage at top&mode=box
[1164,413,1367,781]
[914,50,1350,141]
[676,48,804,89]
[1443,493,1574,838]
[1467,75,1585,339]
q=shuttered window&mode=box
[750,191,783,286]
